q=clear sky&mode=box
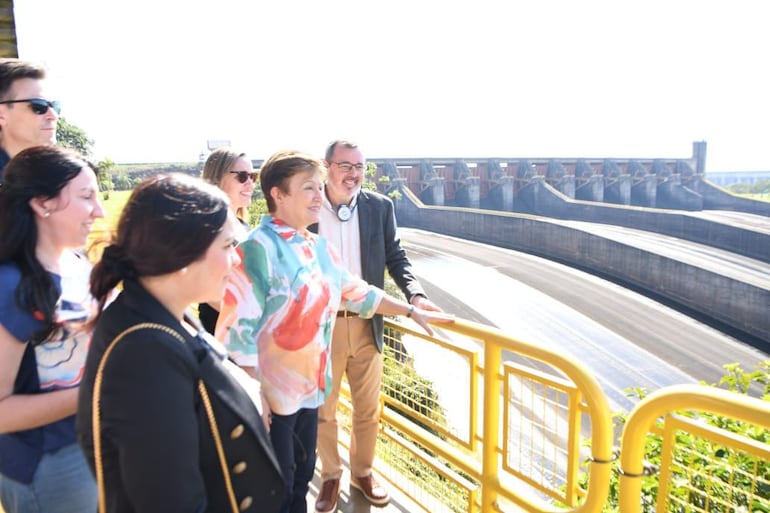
[13,0,770,172]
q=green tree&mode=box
[97,158,115,199]
[113,171,132,191]
[364,162,402,200]
[751,179,770,195]
[728,183,751,194]
[56,116,94,156]
[362,162,377,192]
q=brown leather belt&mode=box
[337,310,351,318]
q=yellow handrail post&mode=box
[481,340,502,512]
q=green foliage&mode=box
[383,273,406,302]
[571,362,770,513]
[379,330,466,513]
[111,162,201,186]
[247,197,267,226]
[719,361,770,397]
[113,171,135,191]
[98,190,132,224]
[381,343,447,427]
[378,276,443,423]
[729,183,752,194]
[56,116,94,156]
[113,162,200,174]
[54,117,117,201]
[96,158,115,198]
[728,179,770,197]
[362,162,377,191]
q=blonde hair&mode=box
[201,147,249,219]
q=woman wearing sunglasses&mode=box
[0,146,104,513]
[199,147,258,334]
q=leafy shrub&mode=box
[572,361,769,512]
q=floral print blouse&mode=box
[215,215,383,415]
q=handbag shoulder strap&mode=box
[197,380,240,513]
[91,322,240,513]
[91,323,185,513]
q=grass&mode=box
[86,189,132,261]
[94,189,132,233]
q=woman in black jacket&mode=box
[77,173,285,513]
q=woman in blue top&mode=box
[0,146,104,513]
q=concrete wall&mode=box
[693,178,770,214]
[369,154,770,225]
[394,186,770,349]
[511,178,770,264]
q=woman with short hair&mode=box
[215,150,454,513]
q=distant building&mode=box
[207,139,231,151]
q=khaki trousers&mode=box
[317,316,382,480]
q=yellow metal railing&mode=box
[344,318,770,513]
[68,224,770,513]
[618,384,770,513]
[335,317,615,513]
[64,196,769,513]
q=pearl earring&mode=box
[43,211,50,218]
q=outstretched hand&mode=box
[410,308,454,336]
[411,295,443,313]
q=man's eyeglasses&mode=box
[229,170,258,184]
[332,161,366,173]
[0,98,61,116]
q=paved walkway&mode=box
[306,457,428,513]
[0,453,428,513]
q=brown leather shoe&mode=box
[315,478,340,512]
[350,473,390,506]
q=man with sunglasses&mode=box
[0,58,59,177]
[311,140,443,512]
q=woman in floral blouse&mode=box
[215,149,453,513]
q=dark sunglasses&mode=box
[229,170,258,184]
[0,98,61,115]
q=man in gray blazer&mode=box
[312,140,442,512]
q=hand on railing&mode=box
[406,307,454,337]
[410,295,442,313]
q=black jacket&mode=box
[310,188,426,351]
[77,280,285,513]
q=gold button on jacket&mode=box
[239,496,253,511]
[230,424,245,439]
